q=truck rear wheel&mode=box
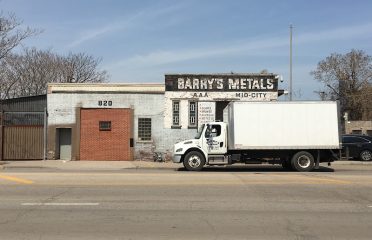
[291,151,315,172]
[183,151,205,171]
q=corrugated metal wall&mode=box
[1,95,46,160]
[1,95,46,112]
[3,126,43,160]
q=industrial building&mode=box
[345,121,372,136]
[46,73,282,161]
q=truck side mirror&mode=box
[205,124,212,138]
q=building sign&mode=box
[165,74,278,92]
[198,102,215,126]
[163,73,281,129]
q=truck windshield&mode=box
[195,124,205,139]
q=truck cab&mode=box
[173,122,227,171]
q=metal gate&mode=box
[1,112,45,160]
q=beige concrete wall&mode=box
[345,121,372,136]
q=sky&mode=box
[1,0,372,99]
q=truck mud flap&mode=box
[315,150,320,170]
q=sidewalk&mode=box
[0,160,371,171]
[0,160,180,171]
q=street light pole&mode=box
[289,24,293,101]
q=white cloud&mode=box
[67,23,124,48]
[105,36,288,70]
[105,22,372,71]
[296,22,372,44]
[67,3,186,48]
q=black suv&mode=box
[342,134,372,161]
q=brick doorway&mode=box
[80,109,133,161]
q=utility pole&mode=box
[289,24,293,101]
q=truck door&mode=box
[203,123,227,155]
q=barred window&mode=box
[99,121,111,131]
[138,118,152,141]
[189,101,197,126]
[172,101,180,126]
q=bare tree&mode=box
[2,48,60,99]
[311,49,372,120]
[360,85,372,120]
[1,48,108,99]
[0,12,40,100]
[62,52,108,83]
[0,12,40,60]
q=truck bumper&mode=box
[173,155,182,163]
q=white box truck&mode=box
[173,101,341,171]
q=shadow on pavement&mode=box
[177,165,335,173]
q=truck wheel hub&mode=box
[188,156,201,168]
[298,156,311,168]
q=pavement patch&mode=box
[0,174,34,184]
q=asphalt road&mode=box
[1,165,372,240]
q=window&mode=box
[189,101,197,127]
[352,130,362,135]
[205,124,221,138]
[99,121,111,131]
[138,118,152,141]
[367,130,372,137]
[172,101,180,126]
[354,137,370,143]
[343,136,369,143]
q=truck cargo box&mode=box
[224,101,341,150]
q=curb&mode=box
[0,161,180,171]
[332,161,372,165]
[1,160,371,171]
[0,161,6,170]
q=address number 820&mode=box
[98,100,112,106]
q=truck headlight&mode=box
[176,148,183,153]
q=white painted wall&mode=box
[164,91,277,128]
[48,93,196,159]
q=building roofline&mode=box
[47,83,165,94]
[164,73,278,77]
[47,83,164,87]
[1,94,46,102]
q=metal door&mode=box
[202,123,227,155]
[59,128,71,160]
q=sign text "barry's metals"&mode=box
[165,75,278,92]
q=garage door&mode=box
[80,108,133,161]
[3,126,43,160]
[2,111,45,160]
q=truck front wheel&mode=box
[183,151,206,171]
[291,151,315,172]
